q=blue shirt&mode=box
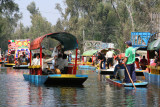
[113,64,125,76]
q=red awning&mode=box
[30,32,78,50]
[30,35,47,50]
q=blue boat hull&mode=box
[143,72,160,86]
[106,76,148,87]
[78,65,96,70]
[13,65,29,69]
[23,74,88,85]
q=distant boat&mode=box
[4,63,15,67]
[13,65,29,69]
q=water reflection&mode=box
[0,67,159,106]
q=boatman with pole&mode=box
[123,41,136,84]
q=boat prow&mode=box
[106,75,148,87]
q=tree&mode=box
[0,0,21,51]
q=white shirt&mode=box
[106,51,114,59]
[51,47,58,57]
[42,57,55,71]
[31,58,40,65]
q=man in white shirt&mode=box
[51,44,62,57]
[106,49,114,69]
[32,53,40,65]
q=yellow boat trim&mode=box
[5,63,15,65]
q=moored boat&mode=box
[4,63,15,67]
[13,65,29,69]
[106,75,148,87]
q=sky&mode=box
[14,0,65,27]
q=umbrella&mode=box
[82,49,98,56]
[147,39,160,50]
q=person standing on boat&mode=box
[123,41,136,83]
[97,52,106,69]
[106,48,114,69]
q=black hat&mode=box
[125,41,132,46]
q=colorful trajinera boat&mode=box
[23,32,88,85]
[106,75,148,87]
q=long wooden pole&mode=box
[125,66,136,90]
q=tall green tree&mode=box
[0,0,21,51]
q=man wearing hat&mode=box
[123,41,136,83]
[113,59,125,80]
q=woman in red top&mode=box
[135,58,140,69]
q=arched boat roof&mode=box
[30,32,78,51]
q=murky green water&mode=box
[0,66,159,107]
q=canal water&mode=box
[0,66,159,107]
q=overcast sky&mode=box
[14,0,65,27]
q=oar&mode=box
[125,66,136,90]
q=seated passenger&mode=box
[55,54,64,71]
[113,59,125,82]
[140,56,148,70]
[42,53,56,74]
[135,58,140,69]
[32,53,40,65]
[61,54,68,74]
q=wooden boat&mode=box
[143,66,160,86]
[23,32,88,85]
[78,65,96,70]
[106,75,148,87]
[4,63,15,67]
[13,65,29,69]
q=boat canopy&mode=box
[147,39,160,50]
[30,32,78,51]
[82,49,98,56]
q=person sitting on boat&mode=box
[55,54,64,72]
[42,53,56,75]
[61,54,68,74]
[32,53,40,65]
[140,56,148,70]
[135,58,141,70]
[113,59,125,80]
